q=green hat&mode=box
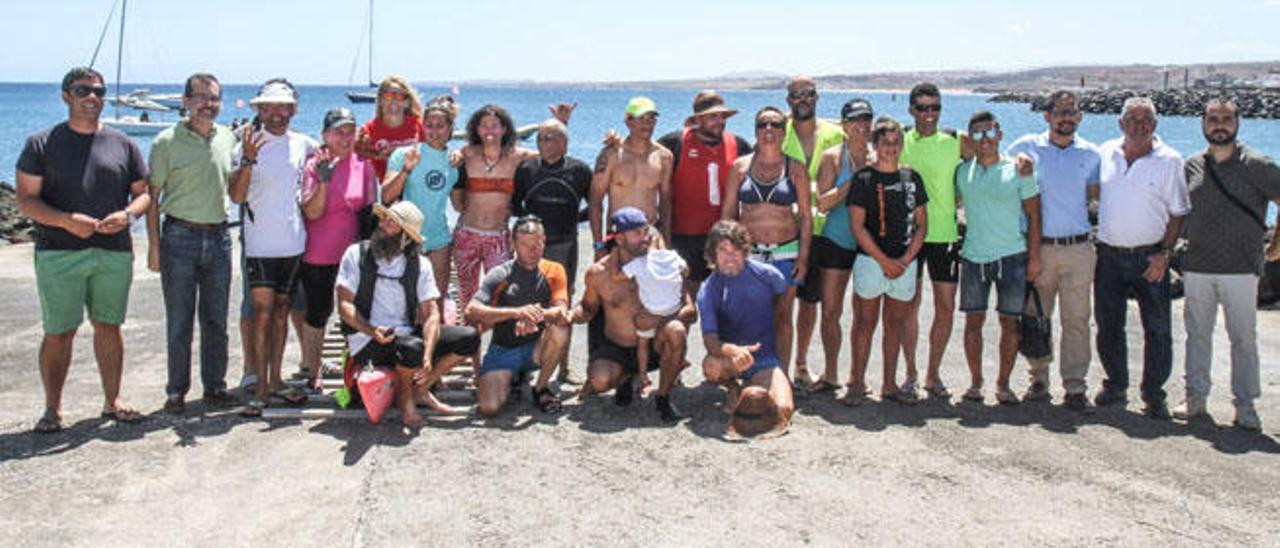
[625,96,658,119]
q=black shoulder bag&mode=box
[1019,285,1052,361]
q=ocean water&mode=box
[3,82,1278,223]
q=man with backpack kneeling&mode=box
[336,201,479,427]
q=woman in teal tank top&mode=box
[810,99,873,392]
[382,95,462,307]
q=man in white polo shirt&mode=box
[1092,97,1190,420]
[228,78,318,414]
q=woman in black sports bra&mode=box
[720,106,812,380]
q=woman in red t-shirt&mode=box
[355,74,424,180]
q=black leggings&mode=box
[298,262,340,328]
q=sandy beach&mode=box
[0,234,1277,547]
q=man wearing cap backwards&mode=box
[782,76,847,390]
[146,72,240,414]
[464,215,571,416]
[574,207,695,423]
[698,220,796,438]
[336,201,480,428]
[657,90,753,297]
[590,97,675,260]
[228,78,318,413]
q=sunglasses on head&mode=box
[788,89,817,100]
[969,128,999,140]
[913,103,942,113]
[70,85,107,98]
[512,214,542,229]
[755,120,785,130]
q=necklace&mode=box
[482,149,503,173]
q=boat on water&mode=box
[346,0,378,104]
[104,115,171,136]
[346,90,376,104]
[93,0,171,136]
[108,89,171,112]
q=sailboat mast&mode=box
[367,0,374,87]
[115,0,127,119]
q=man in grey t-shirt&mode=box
[1176,98,1280,432]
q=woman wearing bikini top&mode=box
[721,106,812,381]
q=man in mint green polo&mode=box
[145,72,239,415]
[781,75,845,390]
[955,111,1041,406]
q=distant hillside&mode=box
[468,61,1280,92]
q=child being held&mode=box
[622,248,688,392]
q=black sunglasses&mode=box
[70,85,107,98]
[513,214,543,229]
[913,103,942,113]
[755,120,785,130]
[788,89,817,100]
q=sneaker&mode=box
[1093,388,1128,407]
[162,396,185,415]
[1172,396,1208,420]
[319,359,345,379]
[1063,393,1095,414]
[1142,401,1171,421]
[1234,407,1262,432]
[1023,381,1050,402]
[614,377,634,407]
[238,373,259,393]
[203,389,240,408]
[655,395,683,423]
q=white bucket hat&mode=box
[249,81,297,106]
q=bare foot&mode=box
[401,406,425,428]
[417,391,459,415]
[725,382,742,414]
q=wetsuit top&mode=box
[738,156,796,206]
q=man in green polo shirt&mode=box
[955,111,1041,405]
[145,72,238,415]
[781,75,846,390]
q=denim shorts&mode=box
[481,341,539,375]
[959,252,1027,316]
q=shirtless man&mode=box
[590,97,674,260]
[573,208,694,423]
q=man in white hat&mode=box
[335,201,480,427]
[228,78,318,415]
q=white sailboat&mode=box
[346,0,378,103]
[94,0,171,136]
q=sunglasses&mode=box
[788,89,817,100]
[70,85,107,98]
[913,103,942,113]
[755,120,785,130]
[969,128,1000,140]
[382,91,408,101]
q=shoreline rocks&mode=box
[0,182,34,244]
[988,88,1280,119]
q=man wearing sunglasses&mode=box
[955,111,1041,405]
[1005,90,1102,412]
[590,97,674,260]
[146,72,239,415]
[782,76,845,391]
[15,66,151,432]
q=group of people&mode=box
[15,66,1280,438]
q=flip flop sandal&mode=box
[272,386,308,406]
[962,388,985,402]
[34,415,64,434]
[241,399,266,418]
[924,383,952,399]
[808,379,840,394]
[839,389,868,407]
[882,391,919,406]
[101,407,145,423]
[534,386,562,414]
[996,388,1021,406]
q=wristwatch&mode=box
[593,241,606,251]
[240,156,257,167]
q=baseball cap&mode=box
[625,97,658,119]
[323,107,356,131]
[841,98,873,121]
[609,207,648,235]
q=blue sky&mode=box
[3,0,1278,84]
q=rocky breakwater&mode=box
[989,88,1280,119]
[0,183,35,244]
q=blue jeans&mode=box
[161,220,232,398]
[1094,243,1172,405]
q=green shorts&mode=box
[34,248,133,334]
